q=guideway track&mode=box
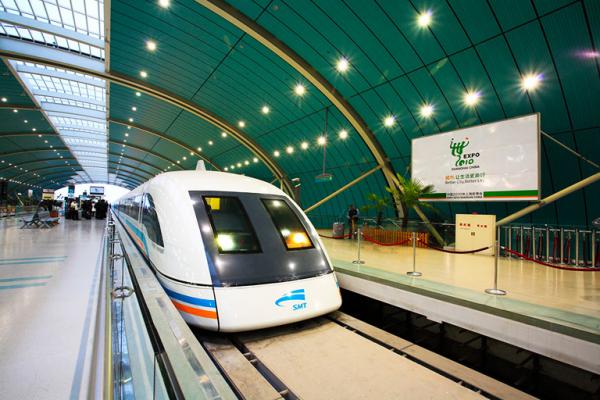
[198,313,535,400]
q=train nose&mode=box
[214,273,342,332]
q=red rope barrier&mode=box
[418,240,490,254]
[362,234,412,247]
[501,247,600,272]
[319,233,352,239]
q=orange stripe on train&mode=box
[172,300,218,319]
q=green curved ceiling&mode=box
[1,0,599,227]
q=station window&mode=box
[262,199,313,250]
[142,194,164,247]
[202,196,261,253]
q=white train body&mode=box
[113,171,341,332]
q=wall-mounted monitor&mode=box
[90,186,105,195]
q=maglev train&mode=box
[113,170,342,332]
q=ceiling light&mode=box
[417,10,432,27]
[224,167,229,171]
[420,103,434,118]
[286,146,294,154]
[237,162,242,167]
[338,129,348,139]
[221,132,227,138]
[244,160,250,165]
[463,90,481,107]
[177,160,180,164]
[190,152,194,155]
[158,0,170,7]
[238,121,245,128]
[12,109,17,113]
[128,118,134,122]
[146,40,157,51]
[37,134,41,138]
[125,133,129,137]
[24,120,28,123]
[521,73,542,91]
[336,57,350,73]
[132,106,137,111]
[273,150,280,157]
[261,105,270,114]
[1,97,6,102]
[182,156,187,160]
[44,140,48,143]
[383,115,396,127]
[301,141,309,150]
[294,83,306,96]
[253,157,259,163]
[208,140,213,145]
[136,92,141,97]
[317,136,327,146]
[197,147,202,151]
[32,128,36,131]
[140,70,148,78]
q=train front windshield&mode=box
[190,191,331,287]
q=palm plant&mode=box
[361,193,390,227]
[386,173,436,228]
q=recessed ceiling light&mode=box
[273,150,280,157]
[224,167,229,171]
[140,70,148,78]
[131,106,137,111]
[24,120,28,123]
[190,152,193,156]
[197,147,202,151]
[183,156,187,160]
[339,129,348,139]
[317,136,327,146]
[44,140,48,143]
[420,103,434,118]
[253,157,259,163]
[32,128,36,131]
[417,10,432,27]
[383,115,396,127]
[221,132,227,138]
[208,140,213,145]
[1,97,6,102]
[521,73,542,91]
[238,121,245,128]
[12,109,17,113]
[244,160,250,165]
[177,160,180,164]
[286,146,294,154]
[37,134,41,138]
[158,0,170,8]
[336,57,350,73]
[237,162,242,167]
[146,40,157,52]
[294,83,306,96]
[463,90,481,107]
[301,141,309,150]
[125,133,129,137]
[128,118,134,122]
[261,105,270,114]
[135,92,141,97]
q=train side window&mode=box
[202,196,261,253]
[261,199,314,250]
[142,194,164,247]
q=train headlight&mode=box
[216,234,235,251]
[286,232,311,249]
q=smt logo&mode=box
[275,289,307,311]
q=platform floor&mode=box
[319,232,600,338]
[0,217,105,399]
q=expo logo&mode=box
[450,137,480,167]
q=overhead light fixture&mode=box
[301,141,309,150]
[158,0,170,8]
[128,118,134,122]
[286,146,294,154]
[12,109,17,113]
[273,150,280,157]
[521,73,542,91]
[417,10,432,28]
[125,133,129,137]
[1,97,6,102]
[463,90,481,107]
[336,57,350,73]
[37,134,41,138]
[224,167,229,171]
[294,83,306,96]
[190,152,193,156]
[238,121,245,128]
[237,162,242,167]
[140,70,148,78]
[244,160,250,165]
[420,103,434,118]
[221,132,227,138]
[197,147,202,151]
[338,129,348,139]
[208,140,213,145]
[32,128,37,132]
[131,106,137,111]
[253,157,259,163]
[317,136,327,146]
[136,91,141,97]
[261,105,270,114]
[24,120,28,123]
[383,115,396,127]
[146,40,157,51]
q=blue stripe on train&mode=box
[163,286,216,308]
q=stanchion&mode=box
[406,232,422,277]
[352,227,365,265]
[485,240,506,295]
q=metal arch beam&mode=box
[110,119,221,171]
[0,157,78,174]
[108,140,185,171]
[196,0,400,209]
[10,164,82,182]
[29,89,104,107]
[0,132,57,138]
[0,47,294,195]
[14,63,105,87]
[1,148,71,158]
[0,104,37,111]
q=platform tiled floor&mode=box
[0,217,105,400]
[319,232,600,337]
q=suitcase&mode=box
[332,222,345,238]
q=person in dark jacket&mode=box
[347,204,359,239]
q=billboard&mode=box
[42,189,54,200]
[412,114,540,202]
[90,186,105,195]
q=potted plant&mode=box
[361,193,390,227]
[386,173,437,229]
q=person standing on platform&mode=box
[347,204,359,239]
